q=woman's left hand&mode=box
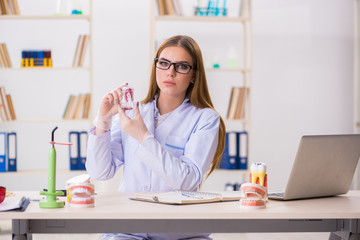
[117,102,149,143]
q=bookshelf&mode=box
[150,0,252,187]
[0,0,93,178]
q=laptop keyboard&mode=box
[268,192,284,197]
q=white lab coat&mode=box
[86,97,220,192]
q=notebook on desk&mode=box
[268,134,360,201]
[131,191,242,205]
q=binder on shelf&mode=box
[219,131,248,170]
[79,131,87,170]
[219,131,238,169]
[7,132,17,172]
[69,131,88,170]
[237,131,248,170]
[0,132,6,172]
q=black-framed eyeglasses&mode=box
[154,58,193,74]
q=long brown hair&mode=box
[142,35,226,179]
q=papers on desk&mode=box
[0,195,29,212]
[132,191,242,205]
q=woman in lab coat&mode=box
[86,35,226,240]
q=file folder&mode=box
[7,132,17,172]
[78,131,88,170]
[219,131,248,170]
[238,131,248,170]
[0,132,6,172]
[69,131,88,170]
[219,131,238,169]
[69,131,79,170]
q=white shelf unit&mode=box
[150,0,252,189]
[0,0,93,184]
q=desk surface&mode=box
[1,191,360,220]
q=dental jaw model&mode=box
[66,174,95,208]
[240,162,268,209]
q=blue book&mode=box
[0,132,6,172]
[7,132,17,172]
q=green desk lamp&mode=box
[39,126,71,208]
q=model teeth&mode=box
[251,162,267,186]
[71,187,91,194]
[71,197,92,202]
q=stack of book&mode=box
[63,93,91,120]
[0,43,12,68]
[226,87,248,120]
[73,35,90,67]
[0,87,16,121]
[157,0,183,16]
[0,0,20,15]
[21,50,52,68]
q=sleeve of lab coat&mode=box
[86,117,125,180]
[135,110,220,190]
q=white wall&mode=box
[252,0,354,189]
[0,0,356,190]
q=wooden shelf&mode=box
[206,68,250,73]
[155,15,249,23]
[0,169,87,176]
[0,67,90,72]
[0,15,90,20]
[0,119,91,123]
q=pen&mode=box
[181,192,203,199]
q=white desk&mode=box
[1,191,360,240]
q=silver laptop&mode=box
[268,134,360,201]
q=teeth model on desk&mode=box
[66,174,95,208]
[240,162,268,209]
[68,183,95,208]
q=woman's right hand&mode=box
[95,83,128,135]
[99,83,128,118]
